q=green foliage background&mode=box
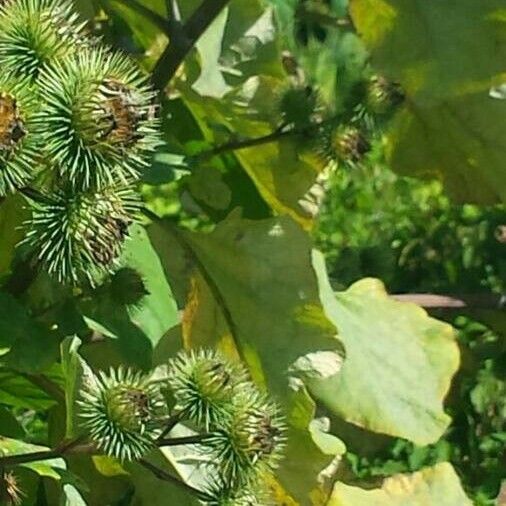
[0,0,504,505]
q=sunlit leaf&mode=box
[328,462,472,506]
[350,0,506,203]
[310,252,460,445]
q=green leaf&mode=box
[281,379,346,504]
[120,224,180,346]
[128,454,200,506]
[0,370,56,410]
[61,336,94,438]
[310,252,460,445]
[0,437,65,479]
[350,0,506,203]
[328,462,472,506]
[79,225,180,369]
[187,165,232,211]
[60,484,88,506]
[149,211,345,502]
[0,291,59,372]
[128,425,203,506]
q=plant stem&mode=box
[157,434,211,447]
[157,411,184,440]
[195,116,337,161]
[0,436,85,468]
[19,186,53,205]
[139,459,208,498]
[196,127,296,161]
[166,0,182,23]
[151,0,231,90]
[111,0,170,34]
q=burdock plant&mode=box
[203,390,286,486]
[0,0,87,80]
[0,0,162,285]
[36,48,161,190]
[167,349,248,429]
[0,0,289,503]
[0,73,39,196]
[79,367,167,461]
[76,349,286,504]
[22,185,140,285]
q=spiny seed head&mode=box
[329,125,370,164]
[0,73,39,196]
[279,85,319,127]
[22,185,140,285]
[78,367,167,461]
[200,477,271,506]
[0,0,88,80]
[0,472,23,506]
[109,267,149,307]
[366,74,404,115]
[36,47,162,190]
[167,349,248,430]
[204,390,286,486]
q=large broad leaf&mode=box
[79,225,179,370]
[120,224,180,346]
[151,211,343,397]
[350,0,506,204]
[310,253,459,445]
[149,211,345,504]
[328,462,472,505]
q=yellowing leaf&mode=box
[328,463,472,506]
[351,0,506,203]
[310,252,459,444]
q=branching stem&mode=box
[158,434,211,447]
[151,0,231,90]
[158,410,185,440]
[0,436,85,468]
[194,116,338,162]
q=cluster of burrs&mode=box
[0,0,161,285]
[78,349,286,505]
[278,72,404,168]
